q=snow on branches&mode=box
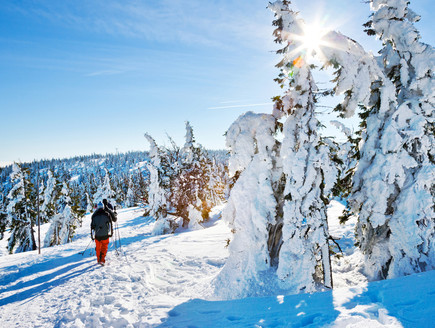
[145,124,226,235]
[350,0,435,280]
[216,1,337,298]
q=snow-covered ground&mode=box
[0,201,434,327]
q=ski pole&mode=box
[113,221,121,256]
[116,221,129,262]
[79,238,93,256]
[113,222,120,256]
[80,228,98,256]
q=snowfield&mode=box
[0,201,434,327]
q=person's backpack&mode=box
[93,211,113,239]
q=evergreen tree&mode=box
[70,182,86,219]
[207,157,226,206]
[6,163,37,253]
[93,169,116,206]
[85,192,94,214]
[145,125,225,234]
[125,175,136,208]
[44,181,84,246]
[145,133,174,234]
[350,0,435,279]
[40,170,59,223]
[0,191,7,240]
[216,0,342,298]
[216,111,281,298]
[269,1,337,293]
[173,122,213,227]
[327,122,359,202]
[132,171,149,207]
[300,0,435,280]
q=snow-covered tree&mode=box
[145,133,173,234]
[269,1,337,293]
[93,169,116,206]
[6,163,37,253]
[173,122,213,228]
[349,0,435,280]
[40,170,59,222]
[294,0,435,280]
[0,191,8,240]
[69,182,86,219]
[206,157,227,208]
[215,112,281,298]
[327,121,359,202]
[145,124,226,234]
[44,181,83,246]
[85,192,94,214]
[125,175,136,208]
[133,171,149,207]
[216,1,346,298]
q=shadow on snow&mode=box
[336,270,435,328]
[0,254,95,306]
[0,213,155,307]
[157,291,340,328]
[158,270,435,328]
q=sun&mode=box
[288,19,332,63]
[301,22,325,56]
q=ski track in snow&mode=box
[0,201,434,327]
[0,207,230,327]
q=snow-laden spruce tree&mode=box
[0,193,7,240]
[85,192,93,214]
[181,121,196,165]
[125,172,148,208]
[6,163,37,253]
[44,181,83,246]
[145,133,173,234]
[326,121,360,203]
[268,1,337,293]
[146,123,222,234]
[347,0,435,280]
[93,169,116,206]
[215,112,281,298]
[215,1,342,298]
[125,175,136,208]
[299,0,434,280]
[206,156,226,208]
[174,121,213,228]
[40,170,59,222]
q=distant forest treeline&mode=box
[1,150,228,204]
[0,148,229,253]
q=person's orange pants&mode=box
[95,238,109,263]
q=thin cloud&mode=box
[7,0,272,51]
[219,100,252,104]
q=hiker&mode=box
[91,201,117,265]
[102,198,114,211]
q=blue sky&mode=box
[1,0,434,166]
